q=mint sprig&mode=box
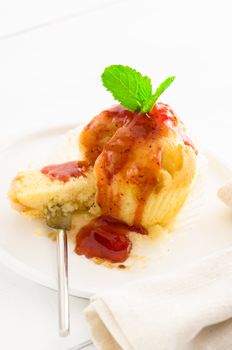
[141,76,175,113]
[101,65,175,114]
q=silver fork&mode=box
[46,206,72,337]
[69,339,93,350]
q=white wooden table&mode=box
[0,0,232,349]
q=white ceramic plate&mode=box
[1,125,232,298]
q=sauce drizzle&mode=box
[41,160,89,182]
[94,104,174,224]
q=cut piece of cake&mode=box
[8,162,99,218]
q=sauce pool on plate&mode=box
[75,216,147,263]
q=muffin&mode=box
[80,103,197,230]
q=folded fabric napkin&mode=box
[85,182,232,350]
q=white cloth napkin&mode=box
[85,183,232,350]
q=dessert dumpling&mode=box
[79,103,197,230]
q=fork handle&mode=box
[57,229,70,336]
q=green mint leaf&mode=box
[141,76,176,113]
[101,65,152,112]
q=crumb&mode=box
[92,258,130,270]
[102,261,115,269]
[48,231,57,241]
[92,257,104,265]
[118,264,127,269]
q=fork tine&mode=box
[45,206,72,230]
